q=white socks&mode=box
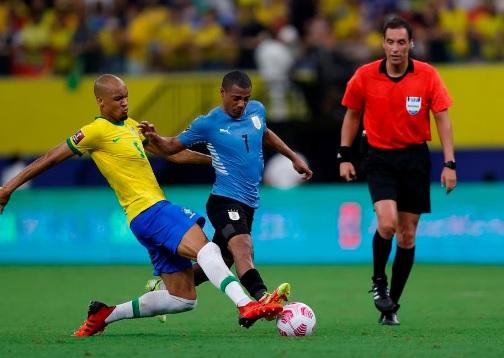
[105,242,252,324]
[196,242,251,307]
[105,291,196,323]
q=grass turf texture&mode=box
[1,265,503,357]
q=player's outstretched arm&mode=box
[140,121,210,165]
[0,143,74,214]
[139,121,184,155]
[164,150,211,165]
[434,110,457,194]
[263,128,313,180]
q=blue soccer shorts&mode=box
[130,200,205,275]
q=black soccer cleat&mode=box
[369,277,395,313]
[238,317,255,329]
[379,312,400,325]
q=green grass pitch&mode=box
[1,265,503,357]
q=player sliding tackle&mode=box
[0,74,283,336]
[138,71,312,322]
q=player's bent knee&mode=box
[378,223,396,239]
[397,226,416,245]
[397,234,416,249]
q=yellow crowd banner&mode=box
[0,66,502,155]
[0,73,265,155]
[0,76,162,155]
[430,63,504,149]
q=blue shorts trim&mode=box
[130,200,205,275]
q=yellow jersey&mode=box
[66,116,165,223]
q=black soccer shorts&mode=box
[365,143,431,214]
[206,194,255,253]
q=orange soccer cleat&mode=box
[259,282,291,305]
[238,301,283,328]
[73,301,115,337]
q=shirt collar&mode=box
[379,58,414,82]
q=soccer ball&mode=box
[276,302,316,336]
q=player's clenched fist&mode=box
[340,162,356,182]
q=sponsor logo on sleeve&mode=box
[182,208,196,219]
[71,130,85,144]
[406,96,422,115]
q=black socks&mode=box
[390,246,415,304]
[193,263,209,286]
[240,268,267,301]
[372,231,393,281]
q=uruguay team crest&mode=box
[228,210,240,221]
[251,115,262,129]
[406,96,422,115]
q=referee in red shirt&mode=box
[338,17,456,325]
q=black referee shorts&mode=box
[206,194,255,254]
[365,143,431,214]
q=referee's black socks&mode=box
[390,246,415,304]
[240,268,267,301]
[372,230,393,282]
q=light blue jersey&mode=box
[178,100,267,208]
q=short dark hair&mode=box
[222,70,252,90]
[382,16,413,41]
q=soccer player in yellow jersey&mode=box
[0,74,282,336]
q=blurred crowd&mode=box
[1,0,503,120]
[1,0,504,76]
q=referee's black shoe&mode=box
[369,277,395,313]
[379,312,400,325]
[378,304,400,325]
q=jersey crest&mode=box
[406,96,422,115]
[228,209,240,221]
[251,115,262,129]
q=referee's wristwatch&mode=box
[443,160,456,170]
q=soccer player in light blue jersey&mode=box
[140,71,312,308]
